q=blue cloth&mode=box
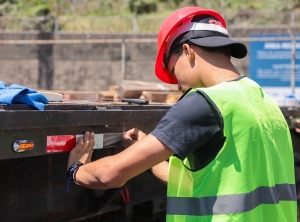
[0,81,49,110]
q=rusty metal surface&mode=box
[0,102,170,221]
[0,103,171,160]
[0,103,171,129]
[1,104,300,221]
[0,149,166,222]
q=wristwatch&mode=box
[67,162,84,191]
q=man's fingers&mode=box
[89,132,95,147]
[75,137,84,151]
[295,119,300,128]
[122,128,147,148]
[80,131,91,152]
[68,131,95,167]
[77,136,84,144]
[122,132,133,141]
[84,131,90,144]
[123,128,140,140]
[87,132,95,155]
[80,131,95,164]
[131,128,141,139]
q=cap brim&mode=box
[188,36,247,58]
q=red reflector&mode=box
[46,135,76,153]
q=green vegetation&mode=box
[0,0,299,32]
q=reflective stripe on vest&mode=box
[167,183,296,216]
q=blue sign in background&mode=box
[249,34,300,87]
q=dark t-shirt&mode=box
[151,88,225,171]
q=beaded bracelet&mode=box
[66,162,84,193]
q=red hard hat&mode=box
[155,7,226,84]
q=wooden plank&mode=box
[118,80,178,99]
[140,90,181,103]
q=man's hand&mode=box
[67,131,95,170]
[122,128,146,148]
[294,119,300,133]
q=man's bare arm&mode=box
[74,134,174,190]
[151,161,169,185]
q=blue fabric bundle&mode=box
[0,81,49,110]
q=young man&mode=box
[67,6,297,221]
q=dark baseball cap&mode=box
[168,15,247,60]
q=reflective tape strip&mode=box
[167,184,296,216]
[191,23,228,36]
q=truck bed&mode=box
[0,101,171,221]
[1,102,300,221]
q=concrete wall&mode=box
[0,26,300,91]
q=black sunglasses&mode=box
[163,44,184,69]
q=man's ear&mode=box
[182,43,195,63]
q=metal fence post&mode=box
[54,17,59,32]
[121,39,126,83]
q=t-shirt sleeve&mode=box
[150,90,223,160]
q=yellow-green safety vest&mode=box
[166,77,296,222]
